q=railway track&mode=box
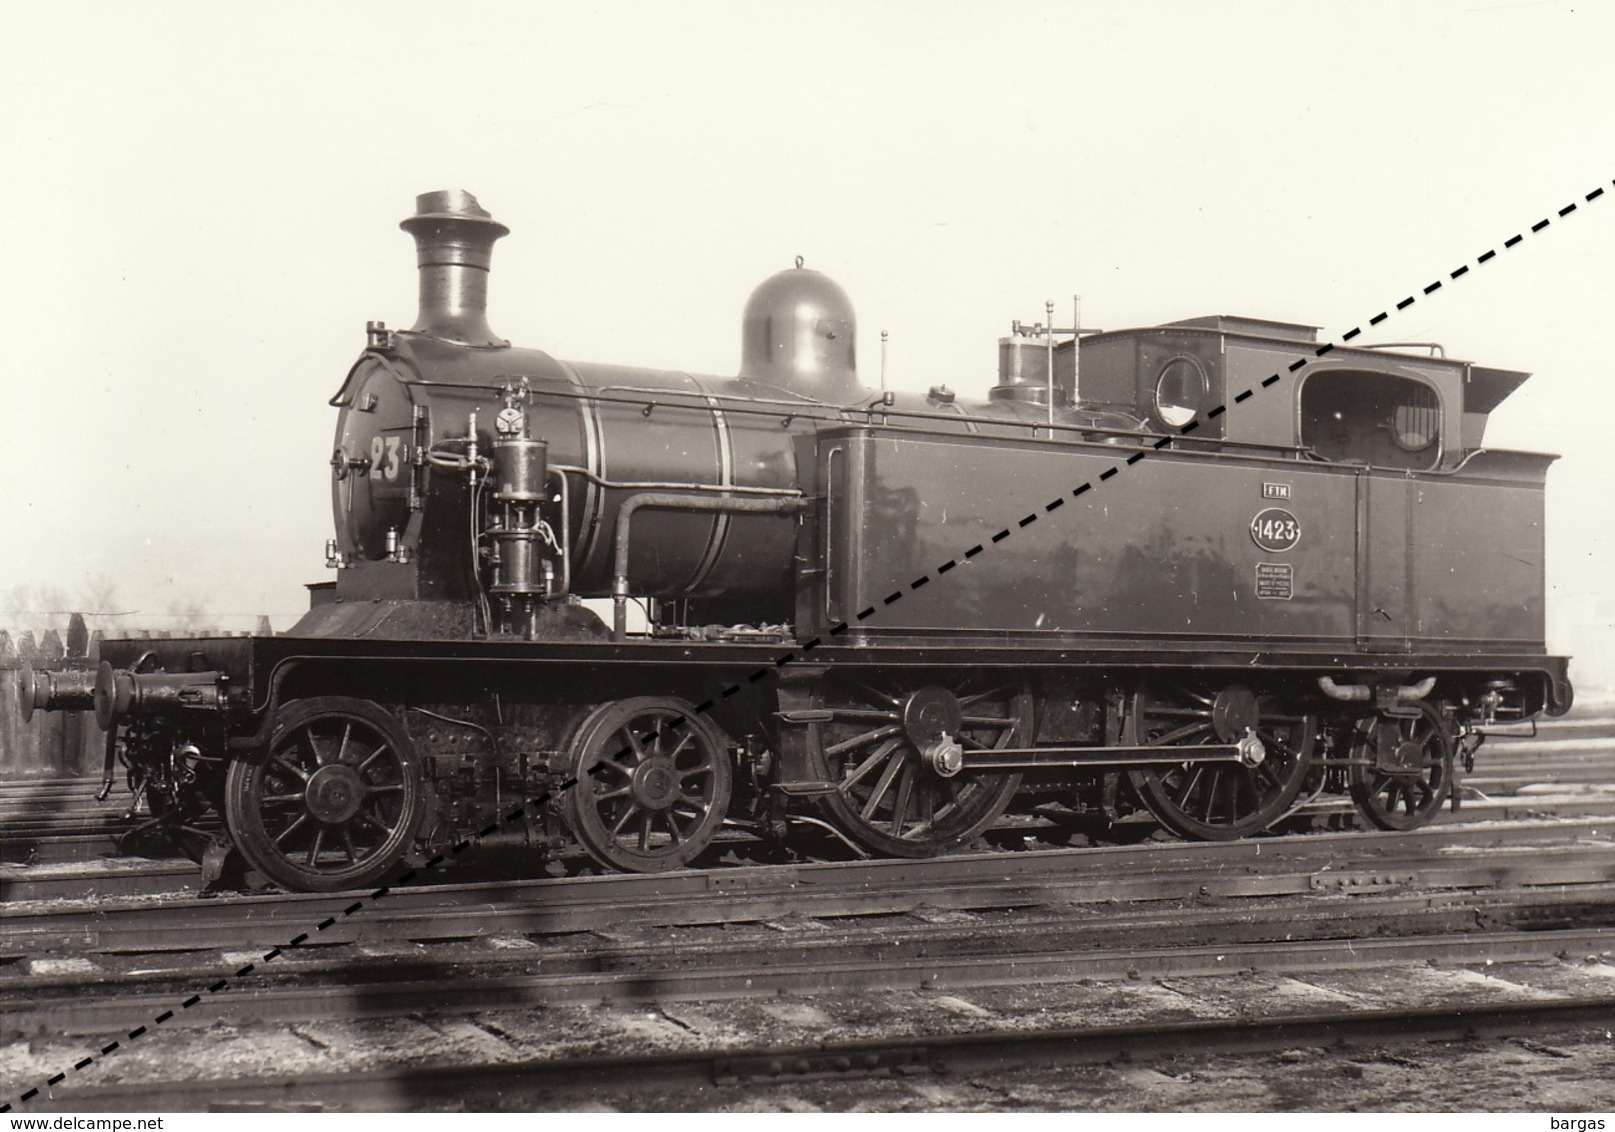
[7,887,1615,1036]
[5,814,1614,954]
[9,925,1615,1110]
[14,991,1615,1112]
[0,778,127,866]
[0,775,211,870]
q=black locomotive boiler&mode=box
[23,190,1573,891]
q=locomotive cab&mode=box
[1075,315,1533,471]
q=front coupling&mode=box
[18,666,96,722]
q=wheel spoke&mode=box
[274,812,310,847]
[357,744,389,774]
[339,828,359,863]
[603,801,634,836]
[301,726,328,767]
[623,727,649,763]
[637,813,653,851]
[859,747,908,821]
[1169,684,1216,707]
[270,756,309,783]
[305,827,325,868]
[957,685,1016,710]
[890,765,916,835]
[1175,765,1201,807]
[840,737,902,792]
[1150,720,1214,747]
[336,721,353,765]
[593,757,632,779]
[825,723,903,759]
[959,714,1014,729]
[1215,771,1237,824]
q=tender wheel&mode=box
[1347,700,1453,831]
[564,696,733,873]
[224,697,423,892]
[808,678,1025,858]
[1127,680,1315,841]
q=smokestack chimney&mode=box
[399,189,509,347]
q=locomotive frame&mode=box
[22,189,1573,892]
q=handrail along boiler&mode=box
[22,190,1573,891]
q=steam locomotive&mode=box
[22,190,1573,892]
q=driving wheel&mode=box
[1127,680,1315,841]
[808,678,1025,858]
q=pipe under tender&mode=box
[1317,675,1437,703]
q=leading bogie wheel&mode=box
[224,696,424,892]
[564,696,734,873]
[1347,700,1453,831]
[1127,680,1316,841]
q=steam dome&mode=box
[739,260,860,402]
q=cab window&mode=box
[1300,371,1442,469]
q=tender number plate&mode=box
[1250,507,1301,552]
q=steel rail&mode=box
[6,810,1611,905]
[18,992,1615,1111]
[12,926,1615,1036]
[9,878,1614,1012]
[5,830,1613,958]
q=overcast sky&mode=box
[1,1,1610,693]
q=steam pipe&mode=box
[611,493,809,640]
[550,463,803,497]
